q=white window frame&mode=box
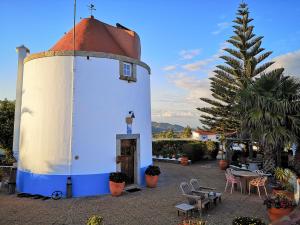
[123,62,132,77]
[119,61,137,82]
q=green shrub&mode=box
[145,165,161,176]
[152,140,219,161]
[232,217,265,225]
[87,215,103,225]
[205,141,219,159]
[182,142,204,162]
[109,172,127,183]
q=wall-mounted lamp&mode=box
[129,111,135,119]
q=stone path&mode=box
[0,161,269,225]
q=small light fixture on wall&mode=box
[126,111,135,134]
[129,111,135,119]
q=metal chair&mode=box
[179,182,210,216]
[248,176,268,198]
[224,171,243,194]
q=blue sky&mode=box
[1,0,300,128]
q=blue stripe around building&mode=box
[17,166,148,197]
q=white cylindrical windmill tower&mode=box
[16,15,152,197]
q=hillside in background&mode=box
[152,122,184,133]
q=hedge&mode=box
[152,140,219,162]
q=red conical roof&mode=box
[51,17,141,60]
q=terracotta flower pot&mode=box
[145,175,159,188]
[219,160,228,170]
[181,157,189,166]
[109,181,125,197]
[268,207,293,222]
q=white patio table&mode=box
[231,170,260,194]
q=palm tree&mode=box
[239,70,300,172]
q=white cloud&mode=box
[179,49,201,60]
[162,65,177,71]
[168,72,212,106]
[155,46,300,127]
[212,22,230,35]
[152,110,197,118]
[154,43,229,126]
[181,42,228,72]
[182,58,213,71]
[271,50,300,77]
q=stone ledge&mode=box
[24,50,151,74]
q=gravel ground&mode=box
[0,161,269,225]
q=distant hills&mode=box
[152,122,184,133]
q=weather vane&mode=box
[87,3,96,16]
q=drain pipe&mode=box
[13,45,30,162]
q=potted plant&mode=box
[232,217,266,225]
[219,134,228,170]
[145,165,161,188]
[264,193,295,222]
[109,172,127,196]
[272,167,295,199]
[87,215,103,225]
[180,154,189,166]
[180,219,207,225]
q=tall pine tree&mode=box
[198,3,275,134]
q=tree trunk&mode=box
[275,142,285,168]
[263,146,276,173]
[276,148,282,168]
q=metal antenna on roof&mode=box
[87,3,96,17]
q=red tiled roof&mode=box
[51,16,141,60]
[194,130,216,135]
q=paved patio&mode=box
[0,161,269,225]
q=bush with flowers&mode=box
[263,193,295,209]
[232,216,266,225]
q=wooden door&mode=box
[120,139,136,185]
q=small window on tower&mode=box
[123,62,132,77]
[119,61,137,82]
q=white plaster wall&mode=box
[71,57,152,175]
[191,131,200,140]
[207,134,219,142]
[19,56,73,174]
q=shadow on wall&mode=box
[21,107,33,116]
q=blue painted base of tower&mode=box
[17,166,148,197]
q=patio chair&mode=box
[179,182,210,216]
[224,171,243,194]
[248,176,268,198]
[190,179,222,205]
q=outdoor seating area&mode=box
[1,1,300,225]
[0,161,272,225]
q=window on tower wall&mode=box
[123,62,132,77]
[119,61,137,82]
